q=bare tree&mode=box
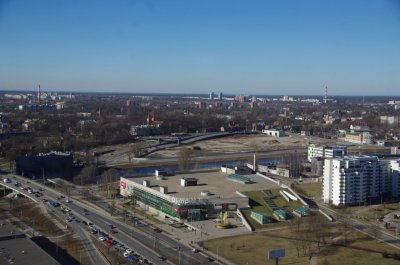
[131,141,148,158]
[108,201,117,216]
[178,148,194,172]
[339,210,352,245]
[310,214,329,249]
[73,165,98,185]
[281,152,305,178]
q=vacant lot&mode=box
[202,225,400,265]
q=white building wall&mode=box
[323,156,398,206]
[308,145,347,162]
[322,159,333,203]
[390,160,400,198]
[308,145,325,162]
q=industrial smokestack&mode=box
[37,84,41,104]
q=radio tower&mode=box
[323,84,328,104]
[37,84,41,104]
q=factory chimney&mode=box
[37,84,41,103]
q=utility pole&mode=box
[178,246,181,265]
[217,246,219,264]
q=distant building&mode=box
[0,115,9,133]
[221,165,253,175]
[18,104,58,111]
[196,102,207,109]
[323,156,400,206]
[209,92,214,100]
[234,95,247,103]
[380,115,400,126]
[343,132,372,144]
[0,222,61,265]
[282,95,293,102]
[213,101,222,108]
[350,125,370,133]
[130,124,161,137]
[262,129,285,137]
[16,151,73,179]
[256,163,290,178]
[218,92,223,101]
[308,144,347,162]
[391,146,400,155]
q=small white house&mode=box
[262,129,285,137]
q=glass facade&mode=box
[130,186,208,220]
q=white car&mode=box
[99,236,105,241]
[123,252,130,258]
[125,248,133,254]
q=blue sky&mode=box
[0,0,399,95]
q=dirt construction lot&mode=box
[93,134,389,165]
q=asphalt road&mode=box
[1,174,214,265]
[0,177,109,265]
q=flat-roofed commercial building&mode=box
[120,171,280,221]
[0,222,61,265]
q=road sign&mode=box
[268,248,285,265]
[268,248,285,259]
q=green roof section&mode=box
[251,211,273,224]
[293,206,310,217]
[273,209,292,221]
[227,174,252,184]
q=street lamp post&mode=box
[217,246,219,264]
[178,246,181,265]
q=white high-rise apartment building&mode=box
[323,156,399,206]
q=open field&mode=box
[202,225,400,265]
[147,134,331,158]
[293,182,323,198]
[357,203,400,222]
[94,133,389,168]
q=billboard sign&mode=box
[268,248,285,260]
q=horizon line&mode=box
[0,89,399,98]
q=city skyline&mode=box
[0,0,399,96]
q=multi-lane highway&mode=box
[1,176,110,265]
[1,174,214,265]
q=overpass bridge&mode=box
[0,178,39,203]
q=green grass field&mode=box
[293,182,323,198]
[358,204,400,222]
